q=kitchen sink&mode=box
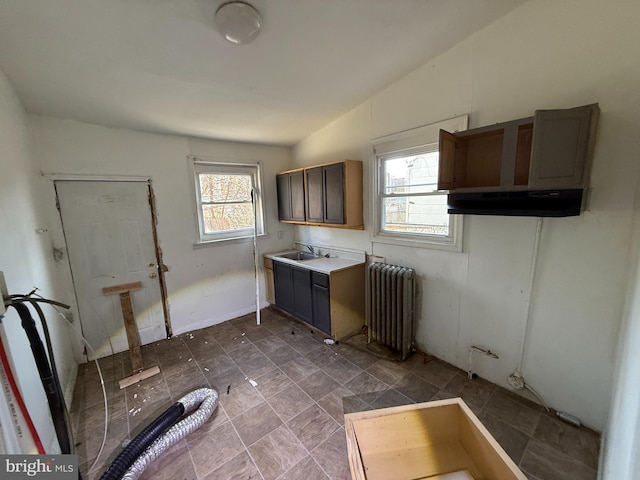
[277,251,321,261]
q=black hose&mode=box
[99,403,185,480]
[26,300,76,455]
[10,302,72,454]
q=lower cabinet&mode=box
[311,271,331,334]
[272,260,364,339]
[263,257,275,304]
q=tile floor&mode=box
[71,307,600,480]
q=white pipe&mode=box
[251,187,260,325]
[518,217,544,371]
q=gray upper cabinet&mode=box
[305,166,324,223]
[307,162,345,225]
[276,160,363,229]
[529,104,598,189]
[277,170,305,222]
[438,103,599,192]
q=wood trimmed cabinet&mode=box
[438,104,599,192]
[276,160,363,229]
[267,257,364,339]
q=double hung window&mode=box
[373,116,467,251]
[193,161,264,243]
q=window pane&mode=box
[199,173,252,203]
[382,195,449,236]
[202,203,254,234]
[383,151,439,194]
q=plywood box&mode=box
[344,398,527,480]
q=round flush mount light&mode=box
[214,1,262,45]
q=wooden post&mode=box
[102,281,160,388]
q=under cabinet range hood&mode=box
[438,103,599,217]
[447,189,584,217]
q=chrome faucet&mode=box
[305,245,315,254]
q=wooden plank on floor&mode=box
[118,365,161,389]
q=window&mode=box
[193,161,264,243]
[373,116,467,251]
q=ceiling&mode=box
[0,0,525,146]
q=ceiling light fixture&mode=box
[214,1,262,45]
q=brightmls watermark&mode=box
[1,455,78,479]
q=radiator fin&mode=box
[366,262,415,360]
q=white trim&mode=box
[43,173,151,182]
[189,157,265,245]
[372,115,468,154]
[371,115,468,252]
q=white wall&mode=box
[602,177,640,478]
[0,69,77,452]
[30,117,294,342]
[293,0,640,431]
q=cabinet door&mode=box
[306,166,324,223]
[276,174,292,221]
[264,266,275,304]
[323,163,344,224]
[529,104,598,189]
[289,170,306,221]
[438,130,460,190]
[292,266,313,324]
[312,272,331,335]
[274,262,294,313]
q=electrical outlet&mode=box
[0,271,8,315]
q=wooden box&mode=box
[344,398,527,480]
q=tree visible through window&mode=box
[193,162,264,242]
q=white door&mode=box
[56,181,167,360]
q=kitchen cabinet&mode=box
[263,257,275,304]
[270,258,364,339]
[276,170,305,222]
[273,261,294,312]
[305,162,345,224]
[311,272,331,334]
[438,104,599,192]
[291,266,313,324]
[276,160,363,229]
[273,261,312,323]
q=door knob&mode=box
[149,272,157,279]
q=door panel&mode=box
[276,174,292,220]
[323,163,344,224]
[289,171,306,222]
[56,181,166,360]
[292,266,312,324]
[305,167,324,223]
[529,104,595,188]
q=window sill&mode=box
[193,233,267,249]
[372,231,462,253]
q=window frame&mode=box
[372,116,468,252]
[192,159,265,245]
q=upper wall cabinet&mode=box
[277,160,363,229]
[437,104,599,192]
[276,170,306,222]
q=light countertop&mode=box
[264,250,365,274]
